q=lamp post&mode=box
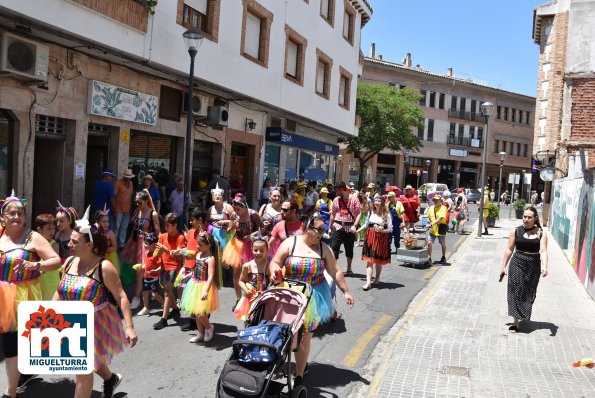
[335,154,343,183]
[416,170,421,188]
[477,102,495,237]
[402,149,409,187]
[425,159,431,183]
[182,28,204,228]
[497,151,507,213]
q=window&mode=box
[377,154,396,164]
[284,25,307,85]
[494,139,499,153]
[451,95,457,110]
[504,107,509,121]
[177,0,220,42]
[338,67,352,109]
[315,48,333,99]
[320,0,335,26]
[429,91,436,108]
[399,84,406,90]
[418,125,424,140]
[158,85,183,122]
[439,93,445,109]
[427,119,434,141]
[342,1,355,44]
[241,1,273,67]
[497,106,501,119]
[460,97,466,111]
[523,144,528,157]
[458,124,464,139]
[518,110,523,123]
[502,141,507,154]
[419,90,426,106]
[469,126,475,139]
[0,110,14,198]
[511,108,516,123]
[471,99,477,113]
[477,127,483,142]
[516,143,521,156]
[525,111,530,124]
[182,1,208,31]
[449,123,456,137]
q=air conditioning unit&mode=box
[182,94,209,118]
[0,32,49,82]
[206,106,229,127]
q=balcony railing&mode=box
[447,136,483,148]
[71,0,148,32]
[448,109,487,122]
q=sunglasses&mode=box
[308,226,325,235]
[281,208,291,212]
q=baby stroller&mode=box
[217,279,312,398]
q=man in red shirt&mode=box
[269,200,303,255]
[400,185,421,231]
[330,181,362,276]
[153,213,185,330]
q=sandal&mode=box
[345,270,354,277]
[362,284,371,291]
[508,325,518,333]
[371,280,380,287]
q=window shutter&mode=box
[343,12,350,38]
[245,12,261,59]
[184,0,207,14]
[321,0,329,18]
[316,61,325,93]
[339,77,347,105]
[286,40,298,78]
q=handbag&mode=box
[434,207,448,235]
[235,321,289,364]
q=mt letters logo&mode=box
[18,301,94,374]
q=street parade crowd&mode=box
[1,168,505,398]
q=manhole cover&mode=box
[440,365,470,377]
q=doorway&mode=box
[33,138,65,216]
[230,143,249,199]
[85,138,110,209]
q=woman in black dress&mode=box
[500,206,549,332]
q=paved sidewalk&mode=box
[356,218,595,398]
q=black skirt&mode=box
[507,251,541,320]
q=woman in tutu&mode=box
[94,205,120,273]
[53,206,137,398]
[270,213,354,386]
[361,194,392,290]
[222,193,263,298]
[206,183,234,260]
[181,232,221,344]
[1,191,60,398]
[233,238,269,321]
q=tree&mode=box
[346,83,425,185]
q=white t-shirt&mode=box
[366,212,392,228]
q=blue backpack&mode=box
[235,321,289,364]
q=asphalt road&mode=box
[1,205,483,398]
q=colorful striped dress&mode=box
[222,210,259,271]
[207,205,231,250]
[180,256,220,317]
[56,259,125,371]
[283,237,333,332]
[0,230,42,333]
[233,261,267,320]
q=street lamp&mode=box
[425,159,431,183]
[497,151,507,213]
[478,101,495,237]
[182,28,204,228]
[335,154,343,183]
[416,170,421,188]
[402,149,409,187]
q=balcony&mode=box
[447,136,483,148]
[71,0,149,32]
[448,109,486,123]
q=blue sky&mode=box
[361,0,545,97]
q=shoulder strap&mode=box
[291,236,298,256]
[339,196,356,221]
[95,258,107,282]
[63,256,76,274]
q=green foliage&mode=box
[513,199,527,210]
[347,83,425,180]
[488,203,499,218]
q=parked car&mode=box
[465,189,481,204]
[419,183,449,203]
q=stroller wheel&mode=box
[291,385,307,398]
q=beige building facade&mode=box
[339,52,536,199]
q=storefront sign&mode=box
[449,149,468,157]
[88,80,157,126]
[266,128,339,156]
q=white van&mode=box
[419,183,449,203]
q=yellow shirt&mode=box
[316,198,332,210]
[386,200,404,218]
[292,192,304,209]
[481,194,490,216]
[428,205,448,236]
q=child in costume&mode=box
[181,231,221,343]
[176,208,204,297]
[54,200,78,263]
[222,193,263,298]
[137,233,165,316]
[34,213,61,300]
[94,206,120,273]
[233,238,269,321]
[206,183,234,255]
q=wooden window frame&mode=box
[320,0,335,27]
[338,66,352,110]
[176,0,221,43]
[240,0,273,68]
[284,25,307,86]
[315,48,333,100]
[342,0,355,45]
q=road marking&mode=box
[367,232,476,396]
[343,314,392,368]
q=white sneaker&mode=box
[203,325,214,342]
[137,307,150,316]
[130,297,141,309]
[189,334,204,343]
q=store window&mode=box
[299,150,330,184]
[128,131,176,188]
[286,147,298,180]
[192,140,214,191]
[264,145,281,185]
[0,110,13,198]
